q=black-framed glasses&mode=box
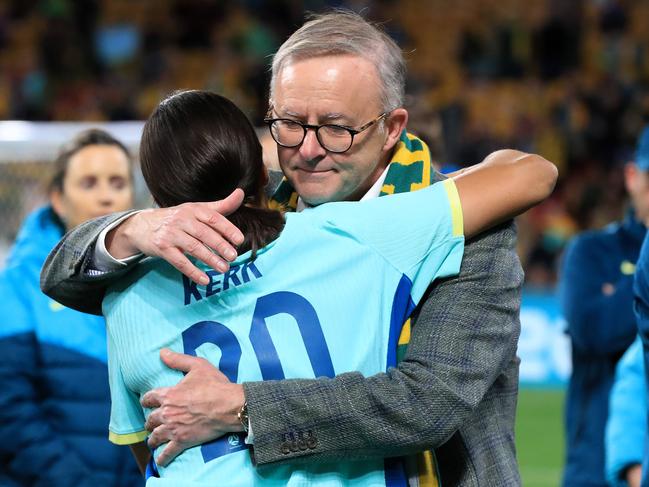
[263,112,388,154]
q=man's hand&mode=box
[626,464,642,487]
[106,189,246,285]
[141,348,246,467]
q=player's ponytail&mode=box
[140,90,285,257]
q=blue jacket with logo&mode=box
[559,210,646,487]
[0,206,142,486]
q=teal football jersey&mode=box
[104,179,464,487]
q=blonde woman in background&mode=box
[0,129,142,486]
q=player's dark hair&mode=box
[49,128,132,194]
[140,90,284,257]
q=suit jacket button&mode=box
[289,438,299,452]
[297,432,307,451]
[305,430,317,449]
[280,442,290,454]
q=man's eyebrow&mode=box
[320,113,352,124]
[279,108,303,118]
[275,109,353,125]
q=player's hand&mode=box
[106,189,246,285]
[141,348,246,467]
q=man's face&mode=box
[272,55,392,205]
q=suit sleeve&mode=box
[605,337,645,487]
[0,271,120,486]
[243,221,522,465]
[40,210,140,316]
[560,235,637,356]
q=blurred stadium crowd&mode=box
[1,0,649,286]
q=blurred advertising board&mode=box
[519,290,571,387]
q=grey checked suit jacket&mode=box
[41,171,523,486]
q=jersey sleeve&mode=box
[318,179,464,301]
[106,325,147,446]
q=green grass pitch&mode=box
[516,388,566,487]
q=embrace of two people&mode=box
[42,11,557,487]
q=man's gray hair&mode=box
[270,11,406,112]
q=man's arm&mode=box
[40,211,138,315]
[143,221,522,466]
[40,192,246,315]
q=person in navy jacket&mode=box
[0,129,142,486]
[559,126,649,487]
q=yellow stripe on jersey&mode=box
[109,429,148,445]
[442,179,463,238]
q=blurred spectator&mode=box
[605,336,645,487]
[0,129,141,486]
[558,126,649,487]
[2,0,649,282]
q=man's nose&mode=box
[298,128,327,162]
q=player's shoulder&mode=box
[119,257,173,289]
[103,258,176,310]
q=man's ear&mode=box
[382,108,408,152]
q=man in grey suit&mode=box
[42,11,524,486]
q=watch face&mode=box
[238,402,249,432]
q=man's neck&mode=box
[296,165,391,212]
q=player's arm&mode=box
[129,442,151,476]
[451,150,557,238]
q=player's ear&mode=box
[254,165,270,207]
[261,165,269,188]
